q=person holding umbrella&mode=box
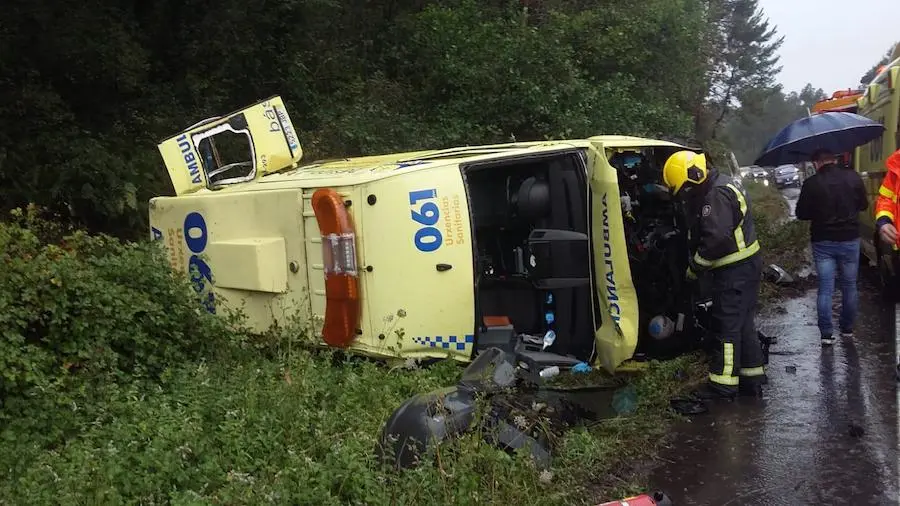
[756,111,884,346]
[795,149,869,345]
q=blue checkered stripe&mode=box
[413,334,475,351]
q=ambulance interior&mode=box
[464,152,600,367]
[463,147,710,369]
[607,147,711,359]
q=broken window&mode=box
[193,115,256,186]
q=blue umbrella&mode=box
[754,111,884,166]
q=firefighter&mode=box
[875,149,900,249]
[663,150,767,399]
[874,149,900,382]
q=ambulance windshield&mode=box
[194,128,256,186]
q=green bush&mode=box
[0,208,705,505]
[745,181,809,273]
[0,206,238,404]
[0,349,702,506]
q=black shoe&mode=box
[692,384,736,401]
[821,333,835,346]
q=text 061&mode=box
[409,189,443,252]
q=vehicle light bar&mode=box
[311,188,361,347]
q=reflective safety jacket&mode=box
[875,150,900,249]
[689,173,760,272]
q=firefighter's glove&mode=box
[685,266,698,281]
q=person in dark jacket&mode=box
[795,149,869,345]
[663,150,766,399]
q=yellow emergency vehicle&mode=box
[853,43,900,290]
[150,96,709,372]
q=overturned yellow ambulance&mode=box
[150,96,708,372]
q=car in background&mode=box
[741,165,772,186]
[773,164,801,188]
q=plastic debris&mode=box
[797,264,815,279]
[539,366,560,379]
[571,362,592,374]
[648,315,675,340]
[669,397,708,416]
[542,330,557,351]
[612,384,638,415]
[763,264,794,285]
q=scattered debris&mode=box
[785,365,797,374]
[572,362,592,374]
[848,423,865,438]
[797,264,815,279]
[758,331,777,364]
[669,397,709,416]
[611,385,638,415]
[763,264,795,285]
[597,491,674,506]
[376,348,604,471]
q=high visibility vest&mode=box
[875,149,900,250]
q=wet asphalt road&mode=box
[650,188,899,505]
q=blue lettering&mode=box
[183,212,215,314]
[177,134,203,185]
[601,193,620,322]
[409,189,443,252]
[184,212,208,253]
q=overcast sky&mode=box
[757,0,900,94]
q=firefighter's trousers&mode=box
[707,253,766,393]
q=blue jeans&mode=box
[811,239,860,336]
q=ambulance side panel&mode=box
[148,190,311,332]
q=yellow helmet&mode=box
[663,150,708,196]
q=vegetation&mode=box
[0,211,704,505]
[744,181,810,302]
[1,0,783,238]
[0,0,837,503]
[722,85,827,166]
[859,42,899,86]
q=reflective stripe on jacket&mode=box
[875,149,900,227]
[690,173,760,272]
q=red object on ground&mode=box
[596,492,673,506]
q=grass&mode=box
[0,208,708,505]
[745,181,811,302]
[0,344,705,506]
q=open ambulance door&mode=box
[158,96,303,195]
[583,143,640,372]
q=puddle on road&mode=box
[650,279,899,505]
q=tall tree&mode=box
[859,42,899,86]
[721,83,825,165]
[698,0,784,140]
